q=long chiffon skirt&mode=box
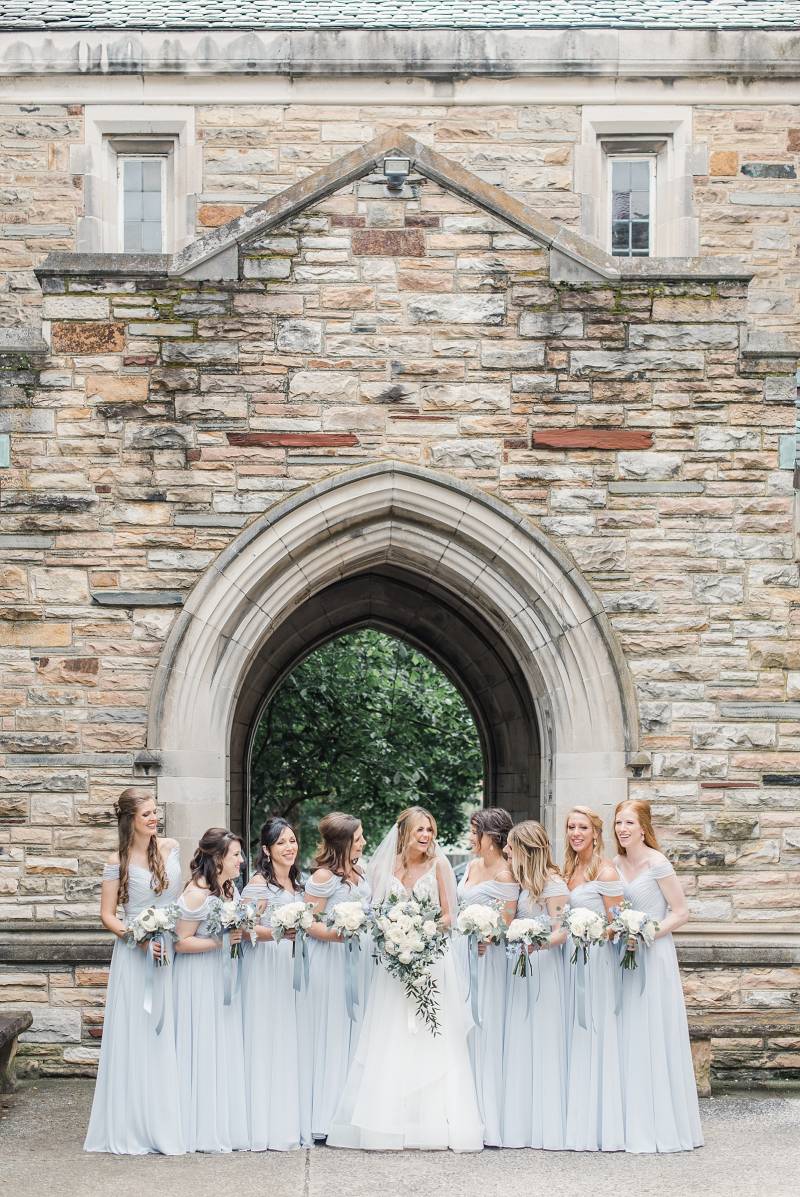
[564,942,625,1151]
[84,938,184,1155]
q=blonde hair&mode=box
[507,820,562,903]
[613,799,660,854]
[563,806,604,883]
[396,806,437,866]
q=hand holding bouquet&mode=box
[125,904,179,964]
[608,900,659,970]
[270,900,315,944]
[505,916,551,977]
[562,906,606,965]
[371,895,448,1034]
[323,899,368,940]
[455,902,507,945]
[207,896,258,958]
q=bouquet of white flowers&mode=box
[505,916,551,977]
[562,906,606,965]
[270,900,316,942]
[608,900,659,970]
[323,899,368,939]
[371,894,448,1035]
[206,896,259,959]
[124,903,180,963]
[455,902,507,944]
[270,900,316,993]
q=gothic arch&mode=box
[147,462,639,860]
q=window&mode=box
[73,107,200,255]
[608,156,655,258]
[119,156,166,252]
[575,107,699,260]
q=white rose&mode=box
[397,951,413,965]
[138,909,157,932]
[422,920,437,938]
[385,941,398,955]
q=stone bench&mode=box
[689,1012,800,1097]
[0,1011,33,1094]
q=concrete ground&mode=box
[1,1080,798,1197]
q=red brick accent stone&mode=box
[787,129,800,152]
[51,321,125,354]
[226,432,359,448]
[352,229,425,257]
[405,214,440,228]
[198,203,246,227]
[531,428,653,450]
[331,214,367,228]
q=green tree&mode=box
[249,629,483,862]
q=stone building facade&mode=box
[0,7,799,1089]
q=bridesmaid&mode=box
[84,788,184,1155]
[241,815,312,1151]
[455,807,518,1147]
[612,799,704,1152]
[303,812,371,1142]
[501,820,570,1150]
[173,827,248,1153]
[562,805,625,1152]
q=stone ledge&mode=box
[742,330,800,358]
[90,590,185,607]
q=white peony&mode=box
[506,916,548,943]
[422,920,437,938]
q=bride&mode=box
[327,806,484,1152]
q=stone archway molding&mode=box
[148,462,639,861]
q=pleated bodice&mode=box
[305,871,371,912]
[517,875,569,919]
[241,881,304,924]
[457,864,519,908]
[566,874,622,916]
[102,846,181,919]
[618,859,674,918]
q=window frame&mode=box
[605,149,658,258]
[117,151,169,254]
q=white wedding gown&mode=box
[326,864,484,1151]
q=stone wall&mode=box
[2,99,800,334]
[0,171,798,1084]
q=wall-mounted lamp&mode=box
[383,156,412,192]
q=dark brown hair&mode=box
[254,816,302,892]
[472,807,513,854]
[187,827,244,899]
[313,812,363,881]
[114,788,167,907]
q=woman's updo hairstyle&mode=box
[188,827,243,899]
[472,807,513,855]
[114,787,167,907]
[313,812,363,880]
[255,816,302,891]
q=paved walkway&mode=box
[1,1080,799,1197]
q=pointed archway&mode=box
[147,462,640,862]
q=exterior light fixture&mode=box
[383,156,412,191]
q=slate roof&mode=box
[1,1,799,31]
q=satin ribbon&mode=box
[467,933,481,1028]
[525,948,542,1021]
[612,940,624,1015]
[575,947,588,1030]
[222,931,241,1007]
[344,936,360,1022]
[142,934,169,1035]
[292,930,310,994]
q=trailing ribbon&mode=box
[143,935,169,1035]
[612,940,624,1016]
[525,948,542,1021]
[292,930,310,994]
[637,938,647,996]
[344,936,360,1022]
[575,948,588,1031]
[468,932,481,1028]
[222,931,233,1006]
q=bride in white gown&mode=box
[327,806,484,1152]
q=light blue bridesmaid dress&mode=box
[240,881,312,1151]
[455,864,520,1146]
[302,872,371,1140]
[564,872,625,1152]
[173,889,248,1152]
[618,857,704,1152]
[84,846,184,1155]
[500,876,570,1149]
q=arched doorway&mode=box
[148,462,639,866]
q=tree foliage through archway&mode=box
[249,629,483,861]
